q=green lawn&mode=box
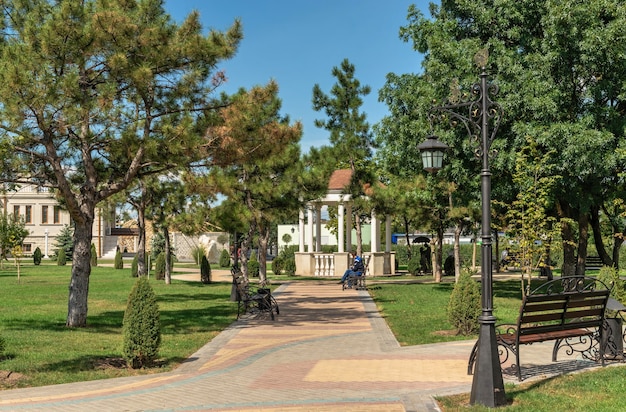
[0,262,235,388]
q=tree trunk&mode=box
[432,225,444,283]
[576,213,589,276]
[136,203,147,277]
[452,225,460,282]
[164,226,171,284]
[258,224,270,285]
[590,205,612,267]
[403,216,412,259]
[558,201,576,276]
[355,214,363,256]
[66,219,94,327]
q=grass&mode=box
[0,262,235,388]
[437,366,626,411]
[367,277,533,345]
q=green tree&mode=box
[122,276,161,369]
[53,225,74,260]
[312,59,375,256]
[506,136,561,290]
[0,0,241,327]
[206,82,316,284]
[393,1,626,278]
[0,212,28,270]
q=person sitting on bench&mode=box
[338,254,364,285]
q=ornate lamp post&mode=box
[418,51,506,407]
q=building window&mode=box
[13,205,20,217]
[25,205,32,223]
[23,244,32,253]
[53,206,61,224]
[42,205,48,224]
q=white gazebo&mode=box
[295,169,395,277]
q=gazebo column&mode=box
[315,203,322,252]
[371,210,380,253]
[298,209,305,252]
[337,203,345,253]
[345,203,352,251]
[307,205,314,252]
[385,215,392,252]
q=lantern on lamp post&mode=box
[417,135,449,173]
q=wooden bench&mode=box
[581,255,604,271]
[468,276,611,380]
[231,267,279,320]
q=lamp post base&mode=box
[470,322,507,407]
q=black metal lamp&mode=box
[417,135,449,173]
[418,49,507,408]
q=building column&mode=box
[338,203,345,253]
[298,209,305,252]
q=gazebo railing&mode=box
[314,253,335,277]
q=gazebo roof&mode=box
[328,169,352,192]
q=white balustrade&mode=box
[314,253,334,277]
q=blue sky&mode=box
[164,1,431,151]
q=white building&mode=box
[1,185,227,261]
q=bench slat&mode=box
[501,328,592,345]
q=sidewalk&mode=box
[0,273,609,411]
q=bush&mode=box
[122,277,161,369]
[447,268,481,335]
[114,250,124,269]
[57,248,67,266]
[33,247,42,265]
[407,255,421,275]
[598,266,626,304]
[219,248,231,268]
[90,243,98,267]
[200,255,211,284]
[248,253,260,278]
[154,252,166,280]
[131,255,139,277]
[272,255,284,275]
[283,255,296,276]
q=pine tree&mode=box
[0,1,242,327]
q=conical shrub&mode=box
[122,276,161,369]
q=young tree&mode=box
[0,212,28,270]
[0,1,241,326]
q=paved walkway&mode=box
[0,271,611,412]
